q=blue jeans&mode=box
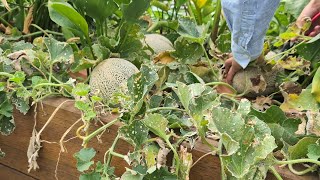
[221,0,280,68]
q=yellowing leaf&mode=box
[311,67,320,103]
[193,0,208,9]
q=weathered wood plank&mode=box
[0,164,36,180]
[0,97,318,180]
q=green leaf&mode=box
[71,58,96,73]
[178,17,200,39]
[0,149,5,158]
[296,40,320,68]
[121,169,144,180]
[171,37,204,65]
[216,32,231,53]
[119,120,149,149]
[287,137,318,160]
[307,142,320,160]
[283,0,309,18]
[0,115,15,136]
[74,148,96,172]
[121,0,150,23]
[250,106,301,145]
[92,44,111,61]
[48,0,89,38]
[143,167,177,180]
[142,114,168,140]
[79,172,101,180]
[127,65,158,116]
[12,97,30,115]
[72,0,118,22]
[9,71,25,84]
[0,92,13,118]
[72,83,90,96]
[44,37,74,64]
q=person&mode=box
[221,0,320,85]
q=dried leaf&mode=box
[23,6,34,34]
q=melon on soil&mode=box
[89,58,139,99]
[144,34,174,55]
[232,66,281,97]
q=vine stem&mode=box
[106,134,121,166]
[59,118,82,152]
[275,159,320,166]
[191,151,215,168]
[147,107,186,113]
[83,118,120,145]
[165,138,180,175]
[205,82,237,94]
[288,164,318,176]
[269,166,283,180]
[0,72,14,78]
[201,44,218,81]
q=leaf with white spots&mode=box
[119,120,149,150]
[142,114,168,140]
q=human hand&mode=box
[296,0,320,37]
[223,56,243,84]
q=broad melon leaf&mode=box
[311,67,320,103]
[210,106,277,179]
[0,115,15,136]
[307,143,320,160]
[74,148,96,172]
[44,37,74,64]
[118,23,144,59]
[281,88,320,112]
[296,40,320,68]
[119,120,149,150]
[283,0,309,18]
[48,0,89,38]
[121,0,150,23]
[142,114,168,140]
[127,65,158,116]
[79,172,101,180]
[177,17,201,39]
[72,0,118,23]
[121,169,144,180]
[250,106,301,145]
[171,37,204,65]
[92,44,111,61]
[288,137,319,160]
[12,97,30,115]
[143,167,177,180]
[216,32,231,53]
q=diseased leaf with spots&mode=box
[142,114,168,140]
[119,120,149,149]
[250,106,301,146]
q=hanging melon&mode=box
[144,34,174,54]
[89,58,139,99]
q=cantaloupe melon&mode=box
[89,58,139,99]
[232,66,281,97]
[144,34,174,55]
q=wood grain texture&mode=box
[0,164,36,180]
[0,97,318,180]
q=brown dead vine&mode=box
[27,100,74,172]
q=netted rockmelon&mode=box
[232,66,281,97]
[144,34,174,54]
[89,58,139,99]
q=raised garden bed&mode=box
[0,98,318,180]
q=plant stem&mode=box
[205,82,237,93]
[83,118,119,145]
[275,159,320,166]
[165,138,180,175]
[201,44,218,81]
[106,134,120,166]
[269,166,283,180]
[147,107,186,113]
[288,164,318,175]
[0,72,14,78]
[211,0,222,43]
